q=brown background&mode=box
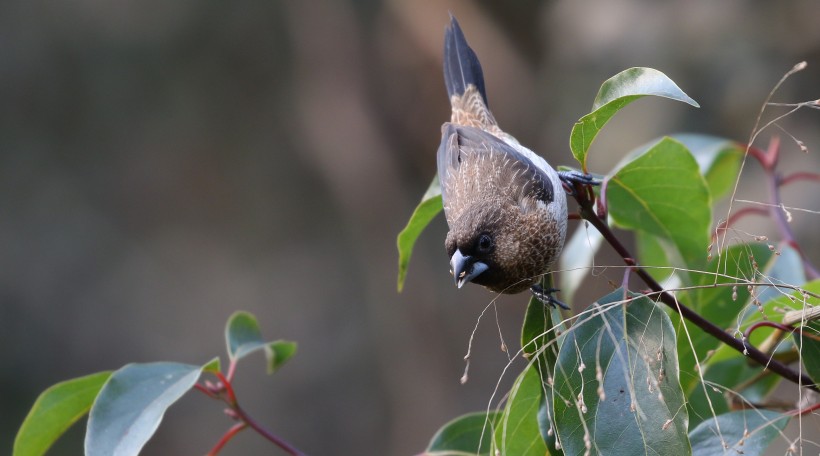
[2,0,819,454]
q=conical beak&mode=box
[450,249,489,288]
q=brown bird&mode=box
[438,16,591,308]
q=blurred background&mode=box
[2,0,819,454]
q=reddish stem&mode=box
[202,370,308,455]
[194,383,219,399]
[208,422,248,456]
[746,136,780,170]
[743,321,799,340]
[780,171,820,187]
[231,405,308,456]
[712,207,769,242]
[226,359,238,382]
[746,145,769,169]
[788,400,820,416]
[215,371,238,405]
[762,140,820,280]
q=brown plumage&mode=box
[437,16,568,299]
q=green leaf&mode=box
[520,288,564,453]
[677,243,774,394]
[607,137,712,271]
[13,371,112,456]
[397,177,443,291]
[265,340,298,374]
[781,281,820,384]
[570,67,699,170]
[689,410,789,456]
[226,311,297,373]
[635,231,675,283]
[553,288,689,456]
[521,284,564,364]
[692,243,774,323]
[202,357,221,374]
[687,279,812,424]
[685,356,780,428]
[85,362,203,456]
[493,365,550,456]
[424,412,501,456]
[795,320,820,384]
[226,311,265,360]
[704,246,809,364]
[671,134,743,200]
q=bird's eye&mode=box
[477,234,493,253]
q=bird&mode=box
[437,15,592,308]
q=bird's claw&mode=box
[530,284,570,310]
[558,170,600,187]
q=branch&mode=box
[200,372,309,456]
[567,181,819,392]
[207,423,247,456]
[231,403,307,456]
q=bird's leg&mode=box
[530,284,570,310]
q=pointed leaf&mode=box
[493,365,549,456]
[226,311,265,360]
[397,177,443,291]
[424,412,501,456]
[265,340,298,374]
[607,137,711,271]
[202,357,221,374]
[553,288,689,456]
[85,362,203,456]
[520,288,564,453]
[13,371,112,456]
[226,311,297,373]
[570,68,699,170]
[689,410,789,456]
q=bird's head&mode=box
[445,202,526,291]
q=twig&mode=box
[757,137,820,280]
[744,321,820,344]
[231,404,307,456]
[207,423,248,456]
[787,400,820,417]
[780,172,820,187]
[197,372,309,456]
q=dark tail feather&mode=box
[443,15,488,106]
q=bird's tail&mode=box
[443,15,488,107]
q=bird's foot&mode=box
[558,170,600,187]
[530,284,570,310]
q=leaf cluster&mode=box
[14,311,297,456]
[402,68,818,455]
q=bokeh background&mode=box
[2,0,819,454]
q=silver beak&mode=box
[450,249,489,288]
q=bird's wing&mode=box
[437,123,555,224]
